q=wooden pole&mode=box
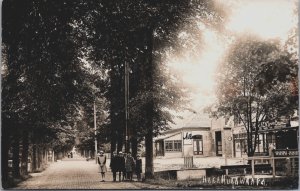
[251,159,255,178]
[94,101,97,164]
[125,61,129,153]
[272,157,275,178]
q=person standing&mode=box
[125,152,135,181]
[117,151,126,181]
[97,150,107,182]
[110,151,118,182]
[268,143,276,157]
[135,154,142,181]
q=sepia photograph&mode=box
[1,0,299,190]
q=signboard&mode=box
[183,132,192,145]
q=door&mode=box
[193,139,203,155]
[215,131,222,156]
[155,141,164,156]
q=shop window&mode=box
[165,140,182,152]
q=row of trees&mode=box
[2,0,223,186]
[73,0,225,178]
[4,1,296,188]
[2,0,97,187]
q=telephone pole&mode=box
[94,101,97,164]
[125,61,129,153]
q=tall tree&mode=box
[211,36,298,157]
[2,0,94,185]
[74,0,223,178]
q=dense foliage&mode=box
[211,36,298,156]
[2,0,224,184]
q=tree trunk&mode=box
[110,60,125,153]
[37,146,41,170]
[117,138,124,153]
[54,151,58,162]
[2,127,10,188]
[145,129,154,179]
[42,148,46,169]
[111,136,116,155]
[32,144,37,172]
[144,27,155,179]
[21,131,29,176]
[131,136,138,159]
[12,133,20,178]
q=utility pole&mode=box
[125,61,129,153]
[94,101,97,164]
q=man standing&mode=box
[117,151,126,181]
[110,151,118,182]
[97,151,107,182]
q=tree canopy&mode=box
[211,36,298,156]
[2,0,226,182]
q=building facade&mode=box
[154,111,299,158]
[232,115,299,157]
[154,113,233,158]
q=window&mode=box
[165,140,182,152]
[174,140,182,150]
[165,141,173,151]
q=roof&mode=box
[166,127,210,134]
[154,110,212,141]
[170,109,212,129]
[154,126,211,141]
[183,112,211,127]
[154,132,181,141]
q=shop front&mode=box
[154,127,211,158]
[233,126,299,157]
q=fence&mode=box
[184,156,194,168]
[246,156,298,178]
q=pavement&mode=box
[13,154,248,189]
[153,156,245,171]
[13,154,170,190]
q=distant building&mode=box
[154,112,233,158]
[154,110,299,158]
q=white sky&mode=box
[225,0,296,41]
[167,0,297,112]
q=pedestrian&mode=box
[117,151,126,181]
[117,151,125,182]
[97,150,107,182]
[135,154,142,181]
[125,152,135,181]
[269,143,275,157]
[70,152,73,158]
[123,153,128,181]
[110,151,118,182]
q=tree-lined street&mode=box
[14,153,169,190]
[2,1,222,185]
[2,0,298,189]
